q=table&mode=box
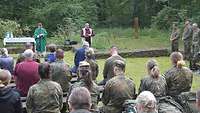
[3,37,36,46]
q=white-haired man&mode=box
[136,91,158,113]
[14,49,40,96]
[68,87,92,113]
[81,23,95,47]
[71,41,89,74]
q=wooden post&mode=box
[133,17,139,39]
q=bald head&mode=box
[110,46,118,56]
[0,69,11,87]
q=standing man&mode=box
[34,23,47,55]
[182,20,193,60]
[99,46,125,85]
[190,23,200,69]
[170,23,180,52]
[81,23,95,47]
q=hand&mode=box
[39,34,44,37]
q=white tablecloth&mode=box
[3,37,35,45]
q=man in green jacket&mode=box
[34,23,47,55]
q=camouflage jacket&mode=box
[101,75,136,113]
[182,24,193,40]
[85,59,99,80]
[26,79,63,113]
[50,60,71,92]
[103,55,125,80]
[171,29,180,41]
[69,80,100,110]
[192,28,200,45]
[164,66,193,97]
[139,75,167,98]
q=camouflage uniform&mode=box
[164,66,193,97]
[191,28,200,68]
[85,59,99,81]
[50,60,71,92]
[171,27,180,52]
[101,55,125,85]
[26,79,63,113]
[69,80,100,110]
[138,75,167,98]
[158,96,184,113]
[182,24,193,60]
[101,75,136,113]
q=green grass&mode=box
[47,28,180,51]
[2,28,184,51]
[64,51,200,92]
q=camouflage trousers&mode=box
[183,40,192,60]
[191,44,199,57]
[171,40,179,52]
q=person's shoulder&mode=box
[49,80,61,87]
[9,88,21,98]
[30,82,40,89]
[182,67,193,74]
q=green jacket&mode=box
[34,27,47,52]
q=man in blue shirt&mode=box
[71,41,89,74]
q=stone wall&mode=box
[95,49,170,59]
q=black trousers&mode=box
[85,37,91,47]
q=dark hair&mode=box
[56,49,64,59]
[79,66,93,90]
[113,60,126,72]
[25,42,33,50]
[16,53,25,64]
[38,62,50,79]
[68,87,91,110]
[48,44,57,52]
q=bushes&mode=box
[152,6,187,30]
[0,19,20,39]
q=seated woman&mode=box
[0,48,14,75]
[139,59,167,98]
[69,61,100,110]
[164,52,193,98]
[45,43,57,63]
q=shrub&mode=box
[152,6,187,30]
[0,19,21,39]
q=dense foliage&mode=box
[0,0,199,36]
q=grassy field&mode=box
[6,28,199,92]
[64,51,200,92]
[48,28,184,51]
